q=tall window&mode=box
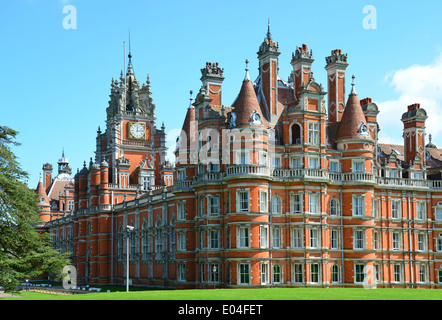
[308,123,319,145]
[352,160,364,173]
[391,200,400,219]
[210,264,219,283]
[355,264,365,283]
[210,230,219,249]
[309,194,319,214]
[419,265,427,283]
[436,207,442,221]
[177,231,186,251]
[330,199,339,216]
[353,195,364,216]
[239,263,250,285]
[178,263,186,281]
[238,226,250,248]
[261,263,269,285]
[393,264,401,282]
[292,228,303,248]
[260,225,269,248]
[209,197,219,216]
[310,264,319,283]
[331,265,340,283]
[291,193,302,214]
[309,228,319,248]
[177,201,186,220]
[417,233,426,251]
[331,229,340,249]
[392,232,401,250]
[259,190,268,212]
[238,190,249,212]
[272,227,281,249]
[373,231,380,250]
[272,195,282,214]
[416,202,425,220]
[354,230,365,249]
[199,197,205,216]
[291,157,302,169]
[293,264,303,283]
[273,264,281,284]
[309,157,319,169]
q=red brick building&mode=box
[36,30,442,289]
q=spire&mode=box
[188,90,194,109]
[350,74,356,95]
[244,59,250,81]
[267,18,271,40]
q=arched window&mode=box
[330,199,339,216]
[272,195,282,214]
[291,123,301,145]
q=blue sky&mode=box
[1,0,442,188]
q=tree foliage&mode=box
[0,126,70,291]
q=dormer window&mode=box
[359,122,369,136]
[250,111,262,126]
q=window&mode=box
[177,231,186,251]
[392,232,401,250]
[354,230,365,250]
[393,264,401,282]
[330,160,339,173]
[309,194,319,214]
[309,228,319,248]
[310,264,319,283]
[291,157,302,169]
[210,230,219,249]
[293,264,303,283]
[291,123,301,145]
[177,201,186,220]
[419,265,427,283]
[199,231,205,249]
[200,264,205,282]
[260,225,269,248]
[353,196,364,216]
[308,123,319,145]
[273,264,281,284]
[330,199,339,216]
[391,200,400,219]
[436,207,442,221]
[292,228,303,248]
[417,233,426,251]
[210,264,219,283]
[272,195,282,214]
[272,227,281,249]
[272,157,281,169]
[373,199,380,218]
[199,197,205,216]
[373,231,380,250]
[331,229,340,250]
[331,265,340,283]
[178,263,186,281]
[259,190,268,212]
[209,163,219,173]
[309,157,319,169]
[416,202,425,220]
[438,269,442,283]
[437,237,442,252]
[238,226,250,248]
[355,264,365,283]
[261,263,269,285]
[239,263,250,285]
[239,152,248,165]
[238,190,249,212]
[209,197,219,216]
[291,193,302,214]
[352,160,364,173]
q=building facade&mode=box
[36,30,442,289]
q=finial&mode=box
[430,134,433,143]
[62,147,65,158]
[267,18,271,40]
[350,75,357,95]
[244,59,250,81]
[39,172,42,182]
[128,29,132,60]
[189,90,193,109]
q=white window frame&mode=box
[353,195,365,217]
[308,122,319,145]
[291,193,302,214]
[292,228,303,248]
[259,190,268,213]
[238,225,250,248]
[354,229,365,250]
[309,193,319,214]
[260,225,269,248]
[238,262,251,285]
[237,190,250,213]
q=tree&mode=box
[0,126,70,292]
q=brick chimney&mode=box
[401,103,428,166]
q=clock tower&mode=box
[96,50,167,187]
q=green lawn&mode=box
[4,287,442,300]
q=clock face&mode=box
[129,122,145,140]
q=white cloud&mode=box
[377,53,442,147]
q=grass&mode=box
[3,287,442,300]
